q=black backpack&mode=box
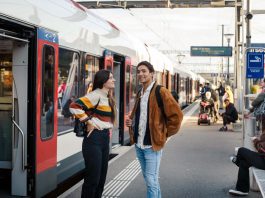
[137,85,176,122]
[155,85,167,121]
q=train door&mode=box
[0,21,35,197]
[0,38,29,196]
[35,28,58,198]
[123,57,132,145]
[113,61,121,146]
[103,50,126,147]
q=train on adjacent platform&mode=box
[0,0,204,197]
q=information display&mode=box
[190,46,232,57]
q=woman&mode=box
[87,81,93,94]
[229,134,265,196]
[70,70,116,198]
[223,85,234,107]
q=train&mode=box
[0,0,204,197]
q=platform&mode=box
[59,103,262,198]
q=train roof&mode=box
[0,0,201,77]
[0,0,139,62]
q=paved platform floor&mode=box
[60,103,262,198]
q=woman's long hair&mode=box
[93,70,116,124]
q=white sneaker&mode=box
[229,189,248,196]
[230,155,237,164]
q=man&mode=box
[126,61,183,198]
[219,98,238,131]
[216,82,225,109]
[210,88,219,122]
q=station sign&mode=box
[190,46,232,57]
[211,73,229,77]
[246,49,264,79]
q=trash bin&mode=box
[243,114,259,191]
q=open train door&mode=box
[35,28,58,197]
[123,57,132,145]
[0,20,32,197]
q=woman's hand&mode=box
[86,120,101,133]
[126,118,132,127]
[86,120,95,133]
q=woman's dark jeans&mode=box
[81,129,110,198]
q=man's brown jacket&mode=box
[129,83,183,151]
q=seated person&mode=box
[219,98,238,131]
[229,134,265,196]
[200,91,214,115]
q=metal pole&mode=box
[227,39,230,83]
[245,0,251,109]
[221,24,224,79]
[222,24,224,47]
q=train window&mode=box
[171,75,175,91]
[57,48,79,133]
[155,72,163,85]
[41,45,55,140]
[84,55,99,95]
[132,66,138,94]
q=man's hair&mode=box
[137,61,155,73]
[224,98,230,102]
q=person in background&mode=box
[210,88,219,122]
[58,80,66,109]
[126,61,183,198]
[223,85,234,107]
[199,83,206,100]
[216,82,225,109]
[229,133,265,196]
[70,70,116,198]
[219,98,238,131]
[87,81,93,94]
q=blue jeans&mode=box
[135,145,163,198]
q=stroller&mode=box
[198,92,214,125]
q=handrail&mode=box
[12,117,26,171]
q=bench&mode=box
[252,167,265,197]
[232,120,242,132]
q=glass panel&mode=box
[84,55,93,93]
[41,46,55,140]
[57,49,79,133]
[171,75,175,91]
[155,71,162,85]
[0,53,12,161]
[84,55,99,95]
[130,66,137,108]
[125,64,130,114]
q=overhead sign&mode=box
[246,51,264,79]
[190,46,232,57]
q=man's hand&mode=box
[126,118,132,127]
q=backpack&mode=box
[155,85,179,121]
[73,99,100,137]
[136,85,177,122]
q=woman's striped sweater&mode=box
[69,88,113,129]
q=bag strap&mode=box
[89,99,100,117]
[155,85,166,120]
